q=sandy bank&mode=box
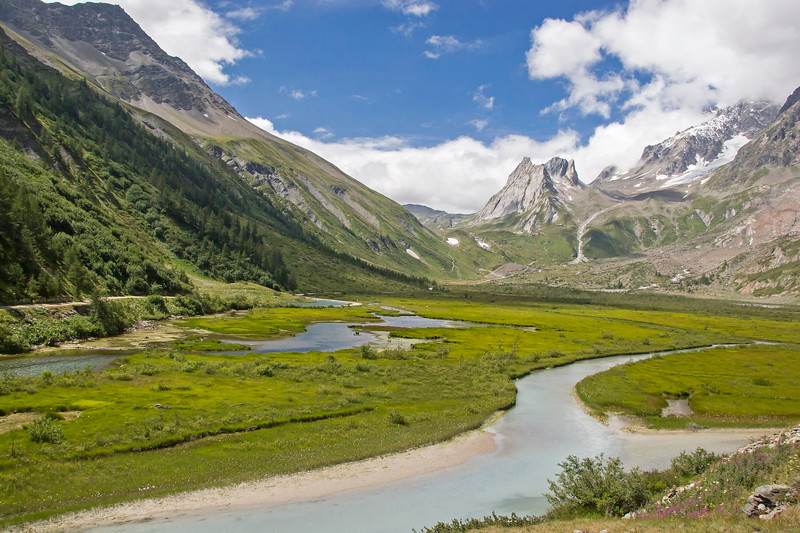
[20,428,496,532]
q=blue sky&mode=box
[218,0,617,147]
[47,0,800,212]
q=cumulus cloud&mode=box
[527,0,800,116]
[45,0,254,86]
[424,35,482,59]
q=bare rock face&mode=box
[473,156,582,232]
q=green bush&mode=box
[669,447,717,477]
[28,416,64,444]
[360,344,377,359]
[545,454,648,517]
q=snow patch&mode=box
[446,237,459,246]
[405,248,421,260]
[474,238,490,250]
[659,135,750,189]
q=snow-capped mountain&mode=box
[471,157,583,233]
[595,101,779,197]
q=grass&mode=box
[1,295,799,527]
[577,344,800,428]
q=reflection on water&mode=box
[220,313,465,355]
[89,347,764,533]
[0,313,465,376]
[0,350,135,377]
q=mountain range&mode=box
[411,97,800,297]
[0,0,797,302]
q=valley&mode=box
[0,0,799,531]
[2,290,799,531]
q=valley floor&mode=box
[19,428,496,532]
[16,418,781,532]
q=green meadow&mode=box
[577,343,800,429]
[1,296,798,526]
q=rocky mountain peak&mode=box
[723,85,800,173]
[778,85,800,117]
[472,156,582,231]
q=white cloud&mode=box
[313,127,335,139]
[382,0,438,17]
[527,0,800,116]
[281,87,318,101]
[248,116,581,214]
[473,85,494,110]
[390,21,425,36]
[527,18,601,79]
[469,119,489,132]
[424,35,482,59]
[225,7,262,21]
[44,0,253,86]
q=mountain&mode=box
[562,90,799,295]
[594,101,779,198]
[407,92,799,295]
[471,157,583,233]
[0,0,493,303]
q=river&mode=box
[89,348,766,533]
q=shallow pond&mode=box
[0,313,465,377]
[89,347,766,533]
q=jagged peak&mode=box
[505,156,582,188]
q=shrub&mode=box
[28,416,64,444]
[388,410,408,426]
[137,362,158,376]
[360,344,377,359]
[670,447,717,477]
[545,454,648,517]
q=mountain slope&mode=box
[0,0,490,286]
[0,26,447,303]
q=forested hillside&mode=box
[0,29,429,304]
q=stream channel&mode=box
[89,344,765,533]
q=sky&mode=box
[45,0,800,213]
